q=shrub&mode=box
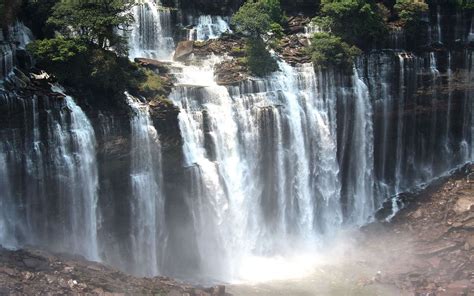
[246,38,279,76]
[232,0,272,37]
[47,0,134,54]
[394,0,428,24]
[135,69,165,98]
[394,0,429,47]
[307,32,361,71]
[457,0,474,10]
[28,38,137,96]
[314,0,388,49]
[261,0,284,24]
[232,0,282,76]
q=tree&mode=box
[246,38,279,76]
[394,0,428,48]
[47,0,135,54]
[307,32,361,71]
[457,0,474,10]
[232,0,272,37]
[394,0,428,24]
[232,0,281,76]
[261,0,284,24]
[314,0,387,49]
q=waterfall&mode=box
[128,0,175,60]
[0,86,100,261]
[0,44,14,80]
[1,22,33,81]
[0,148,17,248]
[346,69,375,224]
[127,93,166,276]
[10,22,34,49]
[50,86,100,260]
[187,15,231,41]
[169,56,345,280]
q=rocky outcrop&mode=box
[277,35,311,65]
[362,165,474,295]
[189,34,246,57]
[135,58,172,74]
[174,41,194,61]
[0,247,227,296]
[214,59,249,85]
[284,16,311,35]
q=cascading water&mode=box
[168,52,390,280]
[128,0,175,60]
[187,15,231,41]
[0,2,472,289]
[0,44,14,80]
[126,93,166,276]
[0,86,100,261]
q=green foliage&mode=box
[246,37,278,76]
[28,38,139,97]
[135,69,165,97]
[232,0,272,37]
[308,32,361,71]
[394,0,428,24]
[394,0,428,47]
[314,0,387,49]
[232,0,281,76]
[270,22,284,39]
[47,0,134,54]
[457,0,474,9]
[27,37,87,62]
[261,0,284,23]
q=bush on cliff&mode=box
[27,39,138,96]
[313,0,388,49]
[47,0,134,55]
[232,0,273,36]
[307,32,361,71]
[395,0,428,24]
[394,0,429,47]
[457,0,474,9]
[232,0,281,76]
[26,0,142,102]
[246,38,279,76]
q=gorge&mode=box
[0,0,473,294]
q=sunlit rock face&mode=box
[0,0,472,285]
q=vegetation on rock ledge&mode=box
[231,0,283,77]
[24,0,170,105]
[307,32,361,71]
[313,0,388,50]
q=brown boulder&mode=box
[174,41,194,61]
